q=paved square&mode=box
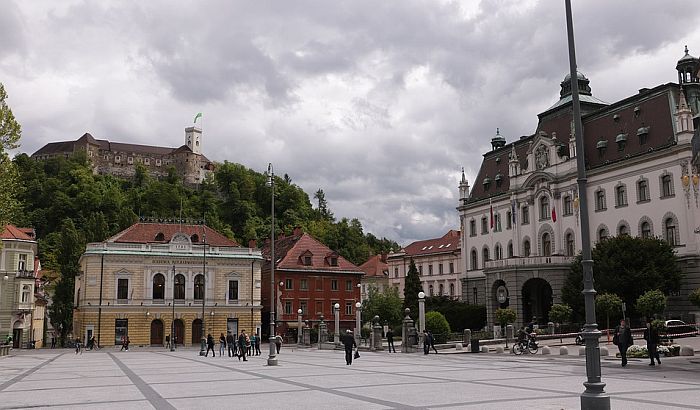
[1,346,699,409]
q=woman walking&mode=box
[219,333,226,357]
[205,333,216,357]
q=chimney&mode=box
[248,239,257,249]
[380,253,388,263]
[293,226,303,236]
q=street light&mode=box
[199,222,208,356]
[355,302,362,346]
[418,291,426,333]
[564,1,609,408]
[267,163,278,366]
[333,302,340,344]
[297,308,303,345]
[171,265,175,352]
[357,283,362,303]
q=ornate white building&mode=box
[458,48,700,328]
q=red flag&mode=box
[490,204,494,230]
[551,206,557,223]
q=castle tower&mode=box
[491,128,506,151]
[458,168,470,204]
[185,126,202,155]
[676,87,695,144]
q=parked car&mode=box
[664,320,698,338]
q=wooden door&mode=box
[192,319,202,345]
[150,319,163,345]
[173,319,184,346]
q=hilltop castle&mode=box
[31,126,214,185]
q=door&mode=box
[227,318,238,338]
[173,319,184,346]
[192,319,202,345]
[12,329,21,349]
[150,319,164,345]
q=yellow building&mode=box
[73,221,262,347]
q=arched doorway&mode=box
[150,319,164,345]
[173,319,184,346]
[192,319,202,345]
[521,278,553,325]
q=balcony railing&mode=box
[484,255,574,270]
[16,270,35,279]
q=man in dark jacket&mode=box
[238,330,248,361]
[614,319,633,367]
[205,333,215,357]
[423,330,430,355]
[341,329,357,365]
[226,331,236,357]
[386,328,396,353]
[644,321,661,366]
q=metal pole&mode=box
[199,222,207,356]
[564,1,609,408]
[334,303,340,344]
[171,265,175,351]
[355,303,361,346]
[97,253,104,347]
[298,309,303,345]
[267,163,278,366]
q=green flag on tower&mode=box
[194,112,203,123]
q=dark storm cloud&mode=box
[2,0,700,245]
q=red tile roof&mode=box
[1,225,35,241]
[403,230,461,257]
[107,222,239,247]
[359,254,389,278]
[261,232,363,274]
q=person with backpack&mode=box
[218,333,226,357]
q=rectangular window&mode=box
[595,191,606,211]
[428,265,433,276]
[394,267,399,278]
[438,264,443,275]
[506,212,512,229]
[228,280,239,300]
[127,156,133,164]
[331,280,338,291]
[117,278,129,300]
[284,301,292,315]
[522,206,529,225]
[638,180,650,202]
[18,254,27,271]
[661,175,674,198]
[615,186,627,207]
[300,301,307,314]
[114,319,128,345]
[469,220,476,237]
[345,280,352,291]
[481,218,488,234]
[315,301,323,315]
[345,302,353,315]
[316,279,323,290]
[300,279,308,290]
[285,278,293,290]
[473,287,478,305]
[304,256,312,266]
[563,196,573,216]
[449,263,454,274]
[418,265,423,276]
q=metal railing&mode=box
[484,255,574,269]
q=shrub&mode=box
[549,303,573,325]
[425,311,451,343]
[495,308,516,327]
[635,289,667,320]
[689,288,700,309]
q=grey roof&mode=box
[544,94,609,112]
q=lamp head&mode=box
[418,291,425,299]
[334,303,340,309]
[297,308,302,314]
[355,302,362,308]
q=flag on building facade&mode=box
[490,201,494,230]
[551,206,557,223]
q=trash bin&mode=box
[471,339,480,353]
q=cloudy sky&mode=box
[2,1,699,245]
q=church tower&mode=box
[185,126,202,155]
[676,45,700,116]
[458,168,470,204]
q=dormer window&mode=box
[637,125,649,145]
[596,139,607,158]
[615,133,627,151]
[191,234,199,243]
[300,250,313,266]
[155,232,165,241]
[495,173,503,187]
[483,176,491,190]
[325,252,339,267]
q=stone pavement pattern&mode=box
[0,347,699,409]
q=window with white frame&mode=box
[595,189,606,211]
[637,178,650,202]
[660,173,674,198]
[615,184,627,207]
[228,280,239,301]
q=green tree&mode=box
[635,289,667,320]
[562,235,681,322]
[690,288,700,309]
[595,293,622,332]
[425,295,486,331]
[403,259,423,317]
[362,286,403,328]
[313,188,334,221]
[425,311,451,343]
[548,303,573,325]
[0,83,22,228]
[495,308,516,328]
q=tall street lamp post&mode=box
[199,223,207,356]
[267,163,278,366]
[333,303,340,344]
[418,291,426,346]
[171,265,176,352]
[355,302,362,346]
[564,1,609,408]
[297,309,303,345]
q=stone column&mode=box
[402,308,415,353]
[318,316,327,350]
[373,315,383,351]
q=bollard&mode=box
[318,316,327,350]
[456,343,463,351]
[495,346,504,354]
[600,346,608,356]
[560,346,569,355]
[481,345,489,353]
[578,347,586,356]
[542,346,551,355]
[680,346,695,356]
[303,327,311,346]
[402,308,415,353]
[548,322,554,335]
[373,320,384,351]
[463,329,472,345]
[505,325,514,347]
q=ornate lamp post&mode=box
[199,224,207,356]
[267,163,278,366]
[333,303,340,344]
[564,1,609,408]
[297,308,303,345]
[171,265,176,352]
[355,302,362,346]
[418,291,426,332]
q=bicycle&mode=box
[512,334,539,355]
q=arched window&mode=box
[598,227,609,242]
[194,274,205,300]
[449,283,455,297]
[155,232,165,241]
[21,285,31,303]
[439,284,444,296]
[523,240,531,257]
[615,184,627,207]
[641,221,651,238]
[153,273,165,300]
[470,250,478,270]
[665,217,678,246]
[429,284,434,296]
[595,189,606,211]
[542,232,552,256]
[494,243,503,260]
[637,178,650,202]
[507,241,513,258]
[190,234,199,243]
[539,196,550,220]
[174,274,185,300]
[482,247,490,266]
[565,233,575,256]
[618,222,629,236]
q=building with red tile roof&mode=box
[459,47,700,329]
[261,227,363,340]
[387,230,462,300]
[358,254,389,301]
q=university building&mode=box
[73,222,262,347]
[31,126,213,185]
[458,48,700,328]
[388,230,462,300]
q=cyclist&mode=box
[517,327,529,348]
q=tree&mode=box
[425,295,486,331]
[0,83,22,228]
[595,293,622,332]
[495,308,516,328]
[313,188,334,221]
[635,289,667,320]
[548,303,573,325]
[425,311,451,343]
[690,288,700,309]
[562,236,681,322]
[362,286,403,328]
[403,259,423,317]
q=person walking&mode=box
[249,333,257,356]
[613,319,633,367]
[238,330,248,361]
[120,336,129,351]
[341,330,357,365]
[644,321,661,366]
[219,333,226,357]
[274,334,282,354]
[255,331,262,355]
[226,331,235,357]
[205,333,216,357]
[50,335,56,349]
[75,337,82,354]
[423,330,430,355]
[428,331,438,354]
[386,328,396,353]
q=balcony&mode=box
[484,255,574,270]
[16,270,35,279]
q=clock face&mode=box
[496,285,508,304]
